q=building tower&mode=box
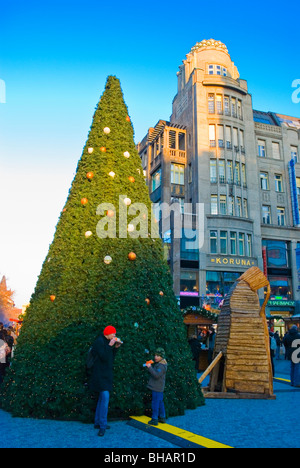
[138,39,300,329]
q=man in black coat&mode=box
[89,325,122,436]
[283,325,300,387]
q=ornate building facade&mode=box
[138,39,300,331]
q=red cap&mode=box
[103,326,117,336]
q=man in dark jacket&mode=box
[283,325,300,387]
[89,326,122,436]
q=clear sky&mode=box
[0,0,299,308]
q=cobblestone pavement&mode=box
[0,359,299,448]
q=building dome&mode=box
[191,39,229,55]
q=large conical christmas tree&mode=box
[0,76,204,421]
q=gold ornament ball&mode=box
[128,252,137,261]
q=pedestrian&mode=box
[0,331,9,385]
[283,325,300,387]
[207,328,216,365]
[269,331,277,377]
[188,335,201,370]
[274,331,282,360]
[145,348,168,426]
[88,325,122,437]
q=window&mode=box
[224,96,230,116]
[211,195,218,215]
[258,140,266,157]
[277,207,285,226]
[260,172,269,190]
[180,271,199,294]
[171,164,184,185]
[243,199,248,218]
[227,160,233,183]
[275,174,283,193]
[226,126,232,149]
[297,178,300,196]
[262,205,271,224]
[263,240,289,268]
[272,142,281,160]
[220,195,227,215]
[210,231,218,254]
[210,160,217,183]
[228,196,235,216]
[188,163,192,184]
[269,276,293,301]
[151,168,161,192]
[291,146,298,162]
[239,233,245,256]
[236,197,242,217]
[235,162,241,185]
[233,128,238,148]
[242,164,247,187]
[231,98,237,117]
[240,130,245,151]
[216,95,223,114]
[237,100,243,119]
[208,64,227,76]
[247,234,252,257]
[219,160,225,183]
[218,125,224,148]
[230,232,237,255]
[209,124,216,147]
[208,94,215,114]
[220,231,228,254]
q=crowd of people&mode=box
[0,322,17,385]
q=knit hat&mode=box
[103,326,117,336]
[155,347,166,358]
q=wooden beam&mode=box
[198,351,223,385]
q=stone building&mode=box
[138,39,300,332]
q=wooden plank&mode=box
[226,371,270,382]
[198,351,223,384]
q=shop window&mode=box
[263,240,289,268]
[180,271,199,294]
[206,271,240,298]
[269,276,293,300]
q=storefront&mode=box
[266,300,296,336]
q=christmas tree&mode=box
[0,76,204,421]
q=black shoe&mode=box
[95,424,110,430]
[98,429,105,437]
[148,419,158,426]
[158,418,166,424]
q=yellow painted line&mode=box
[130,416,233,449]
[274,377,291,383]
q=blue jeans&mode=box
[152,391,166,420]
[95,391,110,430]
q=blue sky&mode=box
[0,0,299,307]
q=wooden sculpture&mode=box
[201,267,275,399]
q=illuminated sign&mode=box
[210,257,256,267]
[268,300,295,307]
